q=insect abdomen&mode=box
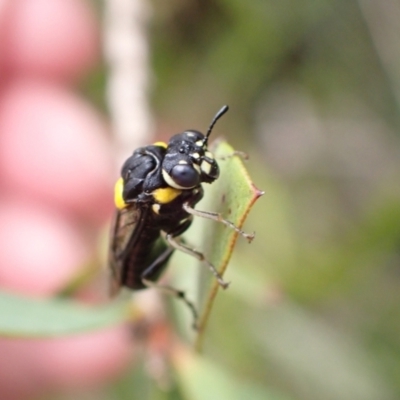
[121,227,173,290]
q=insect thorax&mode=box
[115,129,219,212]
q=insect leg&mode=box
[141,248,199,329]
[182,202,255,242]
[165,234,230,290]
[142,278,199,330]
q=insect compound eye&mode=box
[170,164,200,188]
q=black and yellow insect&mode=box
[109,106,252,324]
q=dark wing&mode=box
[108,203,147,296]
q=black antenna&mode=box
[203,105,229,146]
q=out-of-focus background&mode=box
[143,1,400,399]
[1,0,400,399]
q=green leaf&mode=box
[173,346,292,400]
[193,140,263,350]
[0,290,128,337]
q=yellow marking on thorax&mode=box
[114,177,127,210]
[153,141,167,148]
[152,187,182,204]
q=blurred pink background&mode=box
[0,0,132,398]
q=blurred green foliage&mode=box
[0,291,128,337]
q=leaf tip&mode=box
[253,185,265,199]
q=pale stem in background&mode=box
[103,0,154,166]
[103,0,165,331]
